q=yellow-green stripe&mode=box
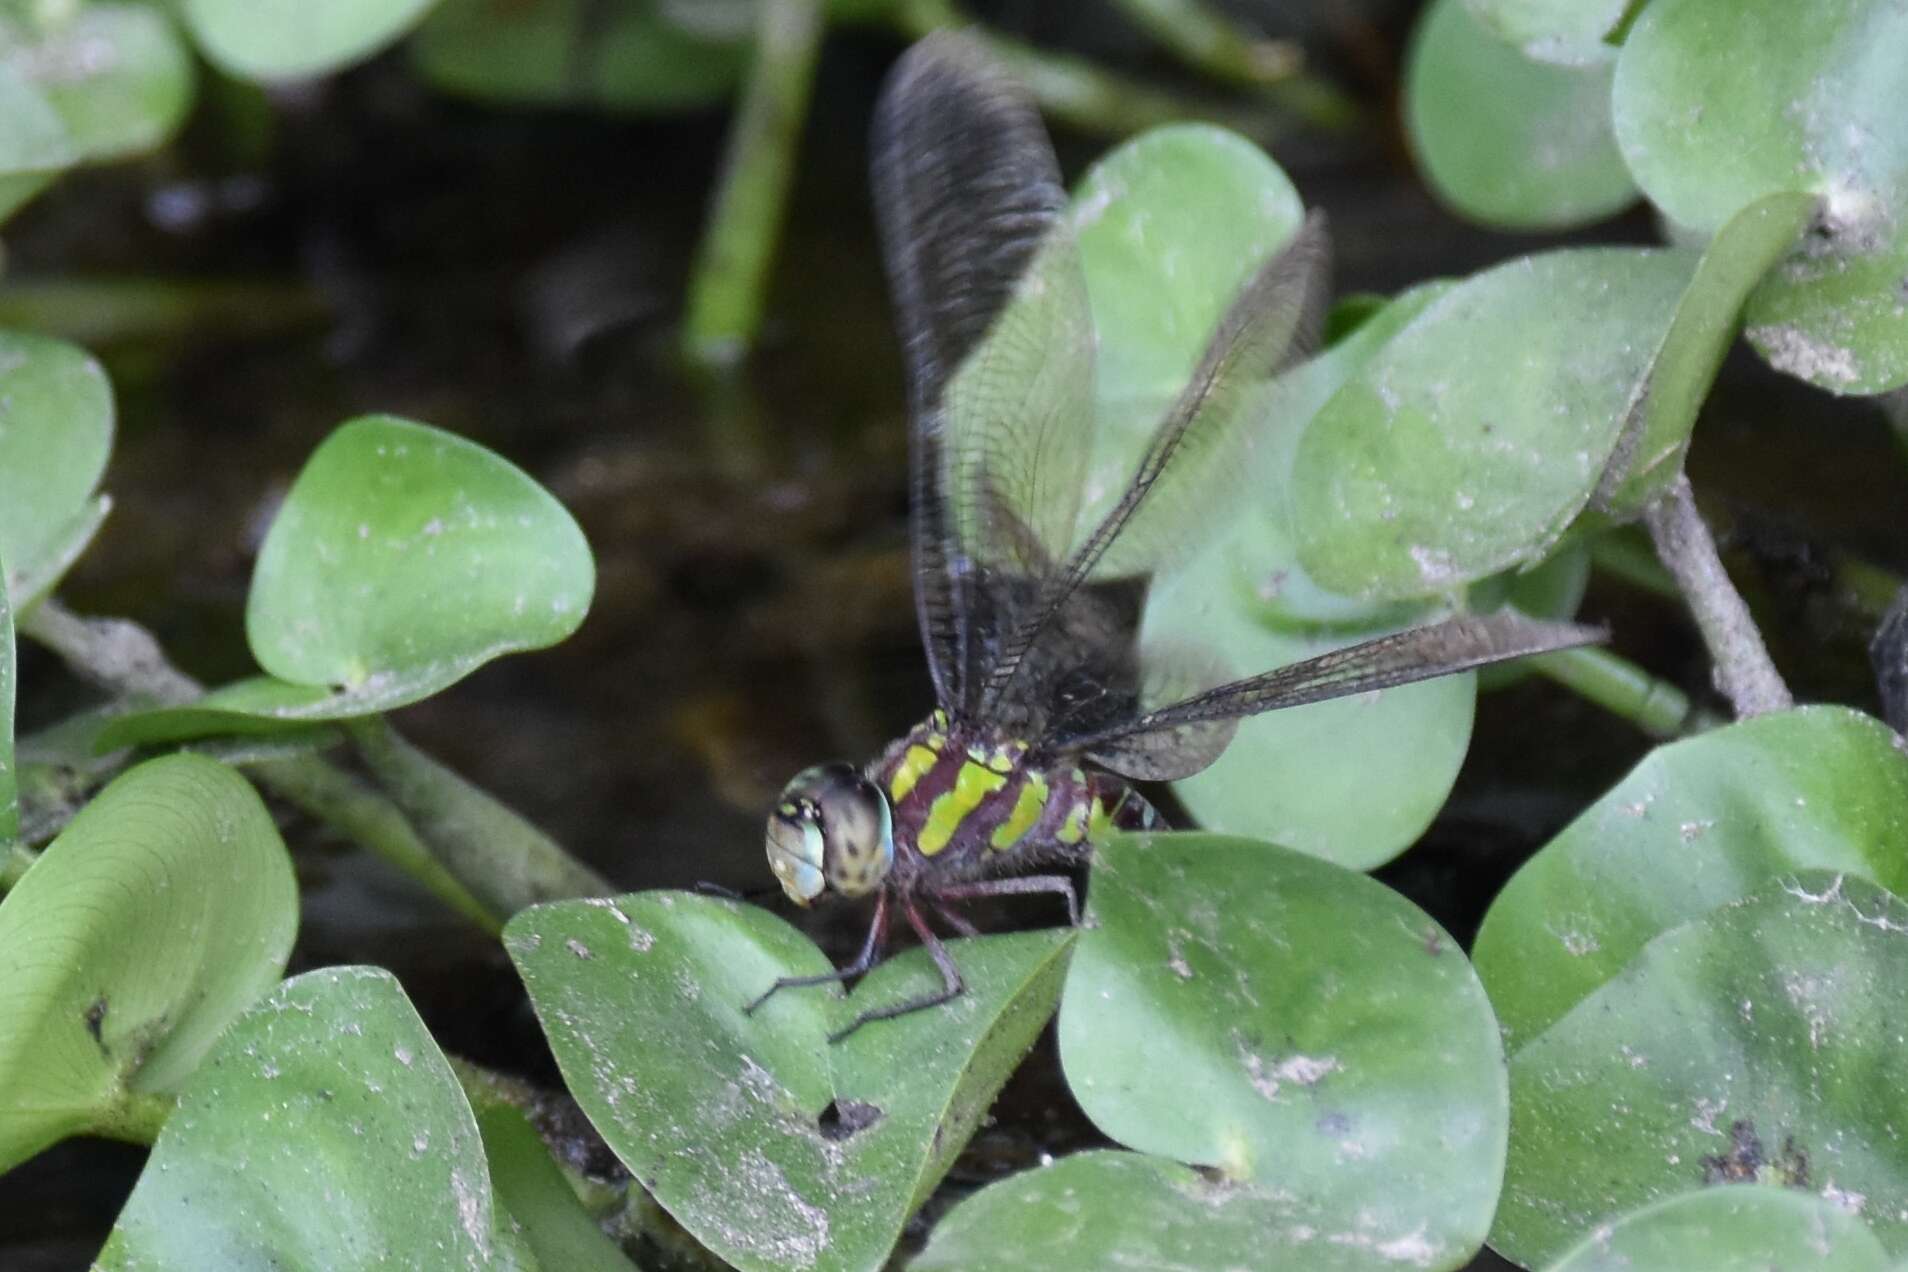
[990,774,1049,852]
[918,760,1008,856]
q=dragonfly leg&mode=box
[932,902,981,938]
[936,874,1080,926]
[828,897,964,1043]
[745,890,890,1015]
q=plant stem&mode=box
[88,1087,177,1146]
[246,754,503,935]
[1107,0,1363,131]
[347,715,610,915]
[0,842,37,891]
[1529,645,1714,739]
[16,598,201,707]
[1642,476,1792,717]
[1589,529,1683,603]
[888,0,1253,137]
[681,0,826,370]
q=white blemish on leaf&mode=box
[565,938,593,960]
[1747,323,1860,386]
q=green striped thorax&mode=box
[765,763,896,905]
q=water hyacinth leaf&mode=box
[96,966,517,1270]
[1068,124,1305,547]
[1462,0,1630,65]
[1473,706,1908,1048]
[412,0,750,113]
[507,892,1073,1272]
[2,4,194,162]
[1292,248,1697,600]
[1543,1186,1891,1272]
[1406,0,1636,231]
[245,415,593,718]
[1495,871,1908,1266]
[1612,0,1908,393]
[915,1148,1459,1272]
[1594,192,1819,516]
[182,0,438,82]
[93,675,339,750]
[1144,521,1471,869]
[0,63,73,222]
[0,330,114,605]
[469,1096,638,1272]
[1058,833,1505,1268]
[0,755,295,1172]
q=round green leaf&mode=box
[182,0,438,82]
[412,0,750,112]
[93,675,339,750]
[1057,832,1505,1268]
[2,5,194,162]
[507,892,1074,1272]
[1474,707,1908,1049]
[917,1148,1464,1272]
[1407,0,1637,231]
[1069,123,1304,538]
[96,966,518,1270]
[1292,248,1697,600]
[1544,1186,1891,1272]
[1612,0,1908,393]
[0,329,114,605]
[245,415,594,717]
[0,755,296,1172]
[1496,870,1908,1265]
[1145,521,1474,869]
[1463,0,1629,64]
[0,63,73,222]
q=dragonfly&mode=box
[754,33,1602,1041]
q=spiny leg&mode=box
[932,903,981,938]
[745,890,890,1015]
[829,897,964,1043]
[936,873,1080,926]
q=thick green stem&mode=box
[88,1087,177,1147]
[246,754,503,935]
[1108,0,1363,131]
[681,0,826,370]
[890,0,1250,137]
[347,715,610,916]
[1643,476,1792,718]
[0,841,37,891]
[1590,529,1683,603]
[1529,645,1714,739]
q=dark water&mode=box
[2,14,1903,1268]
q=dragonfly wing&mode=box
[1049,612,1606,764]
[872,33,1096,717]
[1081,642,1239,781]
[985,213,1331,724]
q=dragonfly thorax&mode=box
[764,763,895,905]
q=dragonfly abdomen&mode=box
[871,712,1156,881]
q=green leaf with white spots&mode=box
[2,4,194,163]
[507,892,1073,1272]
[1495,871,1908,1266]
[96,966,524,1270]
[1291,248,1698,600]
[155,414,597,732]
[1612,0,1908,393]
[0,755,296,1172]
[0,62,72,222]
[1462,0,1630,65]
[183,0,439,82]
[1407,0,1637,231]
[1473,707,1908,1049]
[0,330,114,608]
[1541,1186,1891,1272]
[1,571,14,844]
[1043,832,1505,1270]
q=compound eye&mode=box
[818,773,894,898]
[764,794,827,906]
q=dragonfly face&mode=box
[748,32,1606,1043]
[764,763,895,906]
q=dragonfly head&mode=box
[765,763,895,906]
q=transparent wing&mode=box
[982,213,1331,725]
[872,33,1097,718]
[1048,612,1605,764]
[1080,642,1238,781]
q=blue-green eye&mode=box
[764,763,895,903]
